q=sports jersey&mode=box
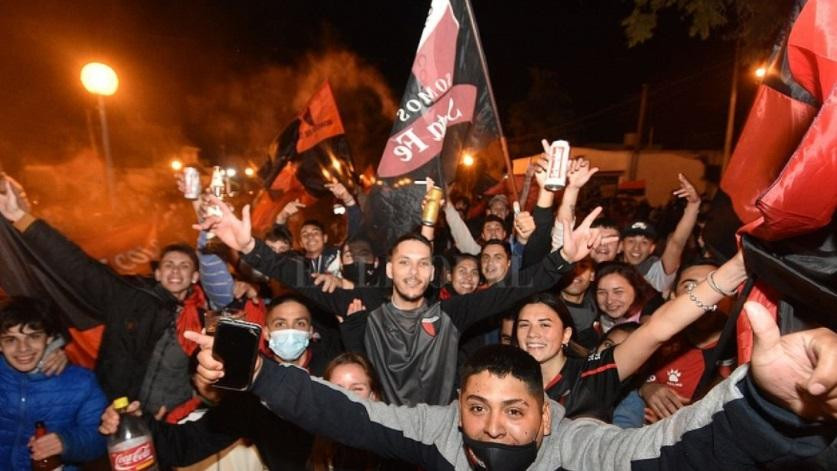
[545,347,623,421]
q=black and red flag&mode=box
[251,81,358,234]
[363,0,509,252]
[722,0,837,241]
[699,0,837,373]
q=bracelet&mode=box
[707,270,737,296]
[687,283,717,312]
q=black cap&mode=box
[621,220,657,240]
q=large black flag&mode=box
[364,0,507,253]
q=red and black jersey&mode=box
[545,347,623,421]
[645,336,734,401]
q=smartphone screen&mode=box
[212,318,262,391]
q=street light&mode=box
[170,159,183,171]
[225,168,237,177]
[462,153,475,167]
[81,62,119,208]
[244,167,255,177]
[754,66,767,79]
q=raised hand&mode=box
[567,157,599,190]
[312,273,353,293]
[673,173,700,205]
[194,195,255,253]
[337,298,366,324]
[276,198,306,224]
[184,330,264,388]
[747,301,837,422]
[0,176,27,222]
[514,211,535,243]
[559,206,612,262]
[325,182,355,206]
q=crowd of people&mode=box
[0,152,834,470]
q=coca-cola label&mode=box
[109,438,156,471]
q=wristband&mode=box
[707,270,737,296]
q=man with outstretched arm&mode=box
[197,196,612,406]
[185,300,836,470]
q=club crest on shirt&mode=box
[421,315,440,337]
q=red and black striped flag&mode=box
[251,81,358,234]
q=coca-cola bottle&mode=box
[107,397,158,471]
[31,421,63,471]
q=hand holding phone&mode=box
[211,318,262,390]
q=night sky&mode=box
[1,0,765,173]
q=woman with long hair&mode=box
[515,251,746,421]
[594,261,660,333]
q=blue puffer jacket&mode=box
[0,358,107,470]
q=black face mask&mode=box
[462,435,538,471]
[341,262,376,286]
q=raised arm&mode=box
[559,304,837,470]
[196,231,234,310]
[325,182,362,240]
[612,251,746,380]
[552,156,599,252]
[197,196,382,315]
[187,331,451,469]
[445,207,612,330]
[660,173,701,275]
[443,202,481,255]
[0,177,133,322]
[557,365,833,470]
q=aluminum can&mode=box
[421,186,444,226]
[209,166,226,198]
[544,140,570,191]
[183,167,201,200]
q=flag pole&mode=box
[462,0,519,203]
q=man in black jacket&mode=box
[197,195,611,406]
[0,179,204,415]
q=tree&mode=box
[623,0,795,50]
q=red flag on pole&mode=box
[251,81,357,234]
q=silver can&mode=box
[544,140,570,191]
[183,167,201,200]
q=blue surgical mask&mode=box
[268,329,310,361]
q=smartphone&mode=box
[212,318,262,391]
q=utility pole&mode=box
[722,39,741,171]
[628,83,648,181]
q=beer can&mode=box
[183,167,201,200]
[209,166,226,198]
[544,140,570,191]
[421,186,444,226]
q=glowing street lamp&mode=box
[244,167,255,177]
[170,159,183,171]
[225,168,237,177]
[754,66,767,79]
[81,62,119,208]
[80,63,119,96]
[462,153,475,167]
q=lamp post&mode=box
[80,62,119,208]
